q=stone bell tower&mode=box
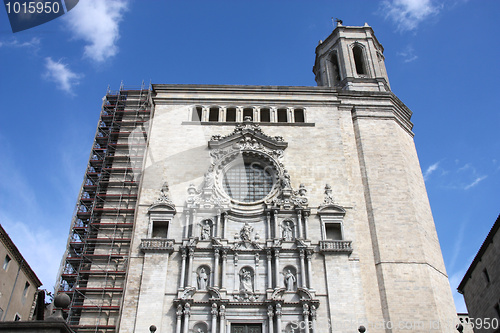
[313,22,391,91]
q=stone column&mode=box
[187,248,194,287]
[233,253,239,292]
[211,303,218,333]
[299,250,306,288]
[183,303,191,333]
[304,211,309,240]
[221,250,227,289]
[266,212,271,239]
[213,248,220,287]
[175,304,183,333]
[184,211,190,239]
[296,210,303,239]
[267,305,274,333]
[255,253,260,292]
[303,303,310,333]
[275,303,282,333]
[274,249,280,288]
[180,249,187,288]
[222,213,227,239]
[273,210,279,239]
[306,250,313,289]
[215,210,221,238]
[266,250,272,289]
[202,107,208,122]
[219,305,226,333]
[311,305,317,333]
[192,209,198,238]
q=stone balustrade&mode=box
[319,240,352,253]
[140,238,175,253]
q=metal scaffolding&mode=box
[57,83,151,332]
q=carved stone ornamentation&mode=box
[322,184,335,205]
[239,222,253,241]
[155,182,174,205]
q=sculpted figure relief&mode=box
[282,221,293,241]
[197,268,208,290]
[200,220,211,240]
[284,269,296,291]
[240,268,253,293]
[240,222,253,241]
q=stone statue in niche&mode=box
[284,269,296,291]
[282,221,293,241]
[197,268,208,290]
[240,222,253,241]
[240,268,253,293]
[199,220,211,240]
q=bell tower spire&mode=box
[313,22,391,91]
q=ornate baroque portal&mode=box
[170,117,322,333]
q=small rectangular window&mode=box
[277,108,288,123]
[226,108,236,122]
[3,255,11,270]
[260,108,270,122]
[23,281,30,298]
[325,223,342,240]
[152,221,169,238]
[294,109,305,123]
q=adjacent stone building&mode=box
[58,23,458,333]
[458,215,500,333]
[0,224,42,322]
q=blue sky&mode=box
[1,0,499,313]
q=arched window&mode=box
[243,107,254,121]
[294,108,305,123]
[192,106,202,121]
[330,52,341,84]
[277,108,288,123]
[260,107,271,122]
[209,106,219,122]
[226,107,236,122]
[352,45,366,75]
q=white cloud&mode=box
[397,44,418,63]
[64,0,128,62]
[464,175,487,190]
[381,0,441,31]
[44,57,82,94]
[0,37,40,50]
[423,161,439,180]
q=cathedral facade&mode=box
[59,23,457,333]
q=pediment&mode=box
[233,240,263,251]
[317,204,346,216]
[148,202,176,214]
[208,119,288,151]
